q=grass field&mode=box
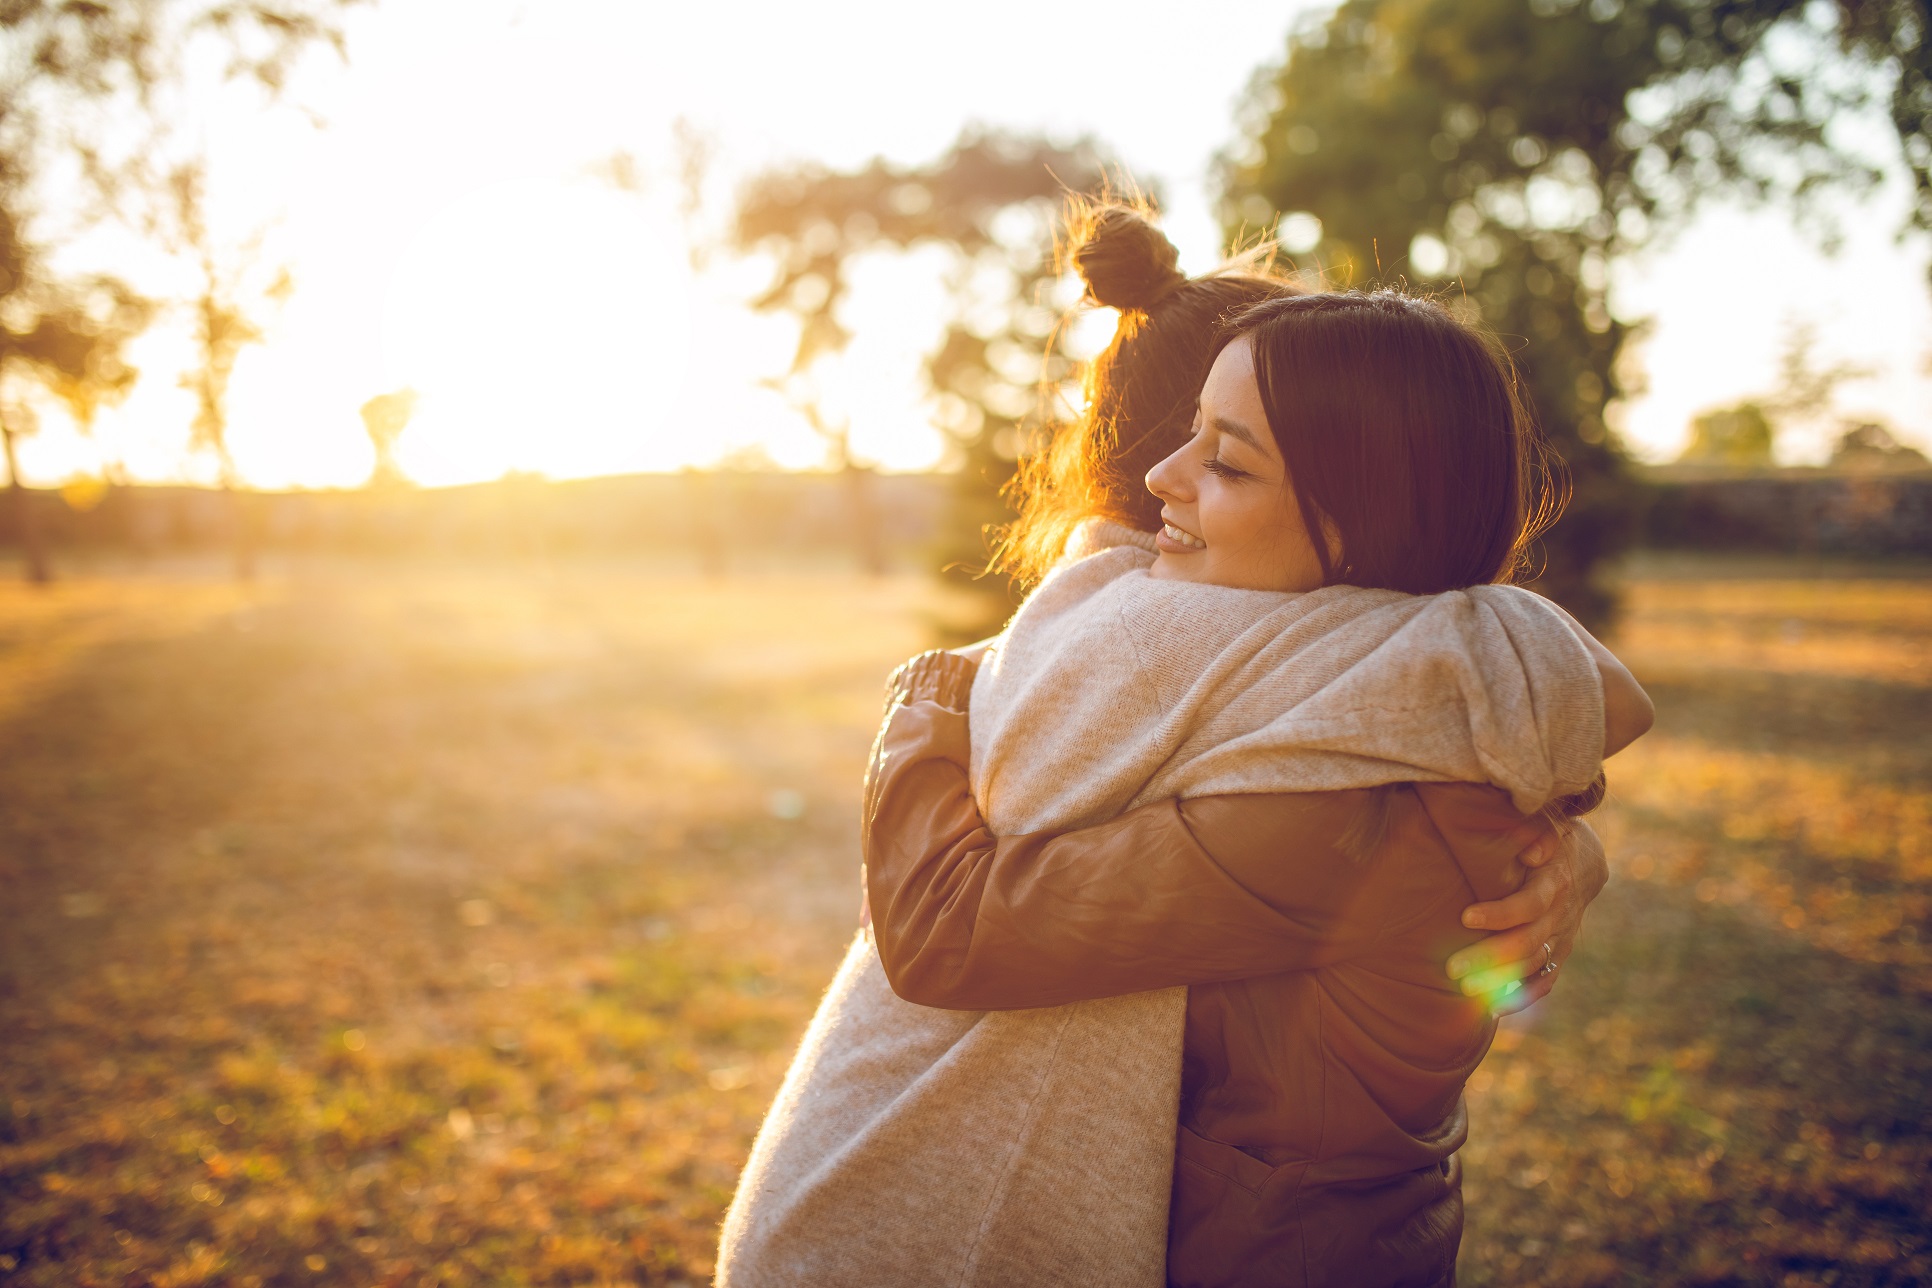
[0,555,1926,1286]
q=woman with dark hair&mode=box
[719,206,1640,1288]
[989,203,1602,1015]
[858,218,1651,1285]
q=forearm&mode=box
[862,657,1373,1007]
[866,705,1359,1007]
[1571,819,1609,902]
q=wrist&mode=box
[1573,824,1609,898]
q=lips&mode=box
[1161,521,1205,549]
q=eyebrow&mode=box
[1211,416,1266,453]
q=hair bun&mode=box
[1071,204,1186,312]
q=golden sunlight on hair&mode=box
[992,198,1299,589]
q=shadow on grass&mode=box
[1458,819,1931,1286]
[1638,670,1932,785]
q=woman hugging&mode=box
[718,201,1653,1288]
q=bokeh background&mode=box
[1,2,1929,1285]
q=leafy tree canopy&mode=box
[0,1,362,443]
[1679,401,1776,463]
[0,1,361,578]
[735,130,1112,630]
[1832,418,1930,466]
[1222,0,1929,621]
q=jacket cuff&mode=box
[885,649,979,712]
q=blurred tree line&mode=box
[733,131,1108,632]
[740,0,1929,629]
[1220,0,1932,622]
[1674,321,1900,467]
[0,0,362,581]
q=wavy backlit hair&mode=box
[990,200,1303,587]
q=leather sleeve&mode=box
[863,697,1398,1011]
[1410,783,1544,904]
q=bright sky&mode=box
[20,0,1932,489]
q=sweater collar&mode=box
[1063,518,1159,563]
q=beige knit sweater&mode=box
[716,523,1604,1288]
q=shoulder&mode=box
[1457,582,1576,629]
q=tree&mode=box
[159,160,294,578]
[734,130,1109,626]
[1221,0,1931,623]
[1831,420,1930,468]
[360,388,418,488]
[0,0,364,580]
[1679,401,1776,465]
[0,202,147,581]
[1760,318,1872,440]
[1677,319,1872,465]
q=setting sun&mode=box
[379,178,694,485]
[7,0,1923,495]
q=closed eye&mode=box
[1203,457,1251,481]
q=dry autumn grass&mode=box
[1458,557,1932,1287]
[1,553,1927,1286]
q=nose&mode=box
[1145,439,1194,504]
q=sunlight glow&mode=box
[9,0,1928,491]
[381,179,693,486]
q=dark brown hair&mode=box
[1213,291,1560,594]
[992,200,1301,586]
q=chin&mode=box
[1148,555,1203,583]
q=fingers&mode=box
[1460,871,1557,932]
[1458,963,1555,1014]
[1512,820,1563,868]
[1454,935,1557,997]
[1537,843,1589,947]
[1450,879,1573,991]
[1490,974,1556,1016]
[1449,924,1542,983]
[1460,940,1565,1011]
[1458,898,1572,971]
[1451,868,1559,982]
[1451,839,1587,997]
[1458,961,1526,1000]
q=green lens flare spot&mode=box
[1483,978,1524,1011]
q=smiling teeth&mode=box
[1163,523,1206,549]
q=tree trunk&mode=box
[1,421,50,584]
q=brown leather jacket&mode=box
[861,651,1557,1288]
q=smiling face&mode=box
[1145,335,1330,594]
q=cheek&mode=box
[1203,485,1280,548]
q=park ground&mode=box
[0,553,1927,1286]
